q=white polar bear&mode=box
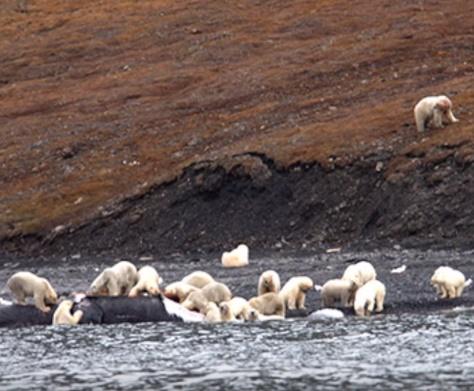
[279,276,314,310]
[258,270,281,296]
[353,280,386,317]
[414,95,459,133]
[181,271,215,288]
[321,278,358,308]
[219,302,236,322]
[7,271,58,312]
[221,244,249,268]
[52,300,83,325]
[249,292,286,317]
[204,302,221,323]
[128,266,162,297]
[223,297,251,319]
[163,281,199,303]
[181,282,232,312]
[342,261,376,288]
[431,266,471,299]
[89,261,138,296]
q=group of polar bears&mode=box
[164,270,314,323]
[320,261,386,317]
[4,258,471,325]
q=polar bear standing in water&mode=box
[414,95,459,132]
[52,300,83,325]
[221,244,249,268]
[342,261,376,288]
[279,276,314,310]
[128,266,162,297]
[353,280,386,317]
[7,271,58,312]
[89,261,138,296]
[431,266,471,299]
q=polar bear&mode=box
[353,280,386,317]
[221,244,249,268]
[321,278,358,308]
[182,291,209,313]
[279,276,314,310]
[89,261,138,296]
[201,282,232,303]
[163,281,199,303]
[52,300,83,325]
[219,302,236,322]
[342,261,376,288]
[249,292,285,317]
[431,266,471,299]
[223,297,250,319]
[181,271,215,288]
[7,271,58,312]
[205,302,221,323]
[128,266,162,297]
[414,95,459,133]
[258,270,281,296]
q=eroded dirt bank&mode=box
[1,0,474,257]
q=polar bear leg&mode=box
[432,109,444,128]
[366,298,375,314]
[296,291,306,309]
[13,289,27,305]
[447,285,456,299]
[286,294,297,310]
[375,291,385,312]
[439,284,448,298]
[455,286,464,298]
[33,292,50,312]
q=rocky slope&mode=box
[0,0,473,257]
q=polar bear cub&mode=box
[128,266,162,297]
[181,271,215,288]
[342,261,376,288]
[52,300,83,325]
[249,292,286,317]
[258,270,281,296]
[353,280,386,317]
[7,271,58,312]
[90,261,138,296]
[431,266,471,299]
[321,279,358,308]
[414,95,459,133]
[279,276,313,310]
[221,244,249,268]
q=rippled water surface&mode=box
[3,310,474,390]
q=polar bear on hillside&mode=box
[279,276,313,310]
[221,244,249,268]
[321,278,358,308]
[258,270,281,296]
[342,261,376,288]
[7,271,58,312]
[89,261,138,296]
[128,266,162,297]
[52,300,83,325]
[431,266,471,299]
[353,280,386,317]
[181,271,215,288]
[414,95,459,133]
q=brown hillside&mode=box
[0,0,473,247]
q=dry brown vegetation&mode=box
[0,0,473,241]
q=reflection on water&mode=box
[3,310,474,390]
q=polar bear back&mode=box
[181,271,215,288]
[342,261,376,287]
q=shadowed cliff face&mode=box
[0,0,473,256]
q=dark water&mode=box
[2,310,474,390]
